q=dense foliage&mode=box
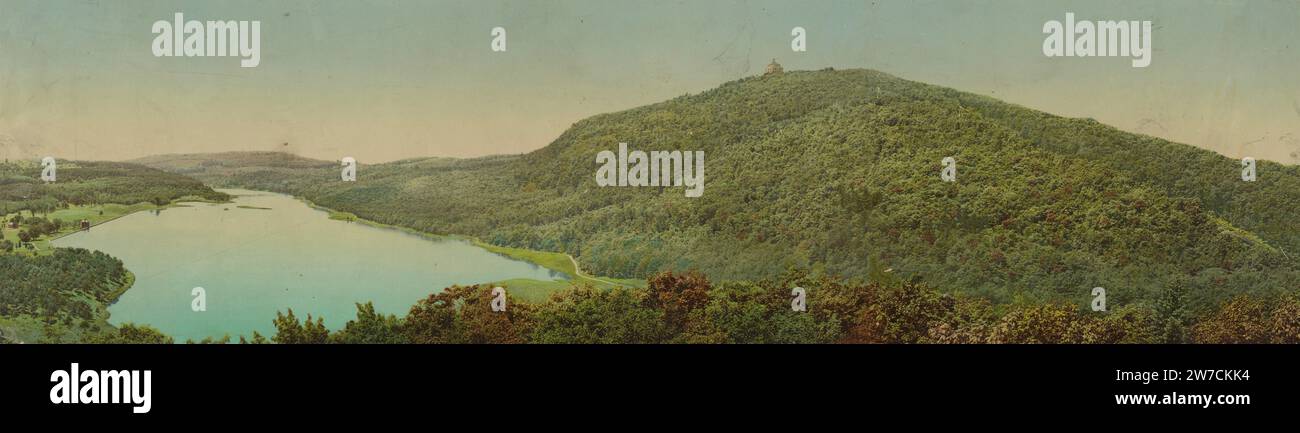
[259,271,1299,344]
[0,248,157,343]
[0,248,128,321]
[0,160,229,214]
[84,323,174,344]
[140,69,1300,313]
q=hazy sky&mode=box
[1,0,1298,163]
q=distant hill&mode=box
[136,69,1300,310]
[1,160,229,212]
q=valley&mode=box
[4,68,1300,344]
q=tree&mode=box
[404,285,534,344]
[454,285,535,344]
[678,282,840,344]
[330,302,406,344]
[644,271,711,333]
[86,323,174,344]
[1151,279,1193,343]
[843,282,963,343]
[986,304,1091,344]
[239,331,269,344]
[189,334,232,344]
[404,292,460,344]
[272,308,330,344]
[531,286,669,344]
[1270,296,1300,344]
[1191,295,1300,344]
[1191,295,1273,344]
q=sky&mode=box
[1,0,1298,164]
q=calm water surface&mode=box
[55,189,563,341]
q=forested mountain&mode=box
[137,68,1300,312]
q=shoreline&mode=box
[289,191,639,290]
[31,188,620,288]
[36,188,638,319]
[46,196,233,243]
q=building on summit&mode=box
[764,59,783,75]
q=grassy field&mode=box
[327,210,358,221]
[486,278,575,303]
[473,242,578,276]
[472,241,644,288]
[3,203,155,255]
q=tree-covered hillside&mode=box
[0,249,131,342]
[0,160,230,214]
[136,68,1300,312]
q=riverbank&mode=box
[29,190,641,312]
[294,194,643,300]
[4,195,233,256]
[37,190,623,293]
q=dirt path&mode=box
[567,254,623,287]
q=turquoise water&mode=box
[54,189,563,342]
